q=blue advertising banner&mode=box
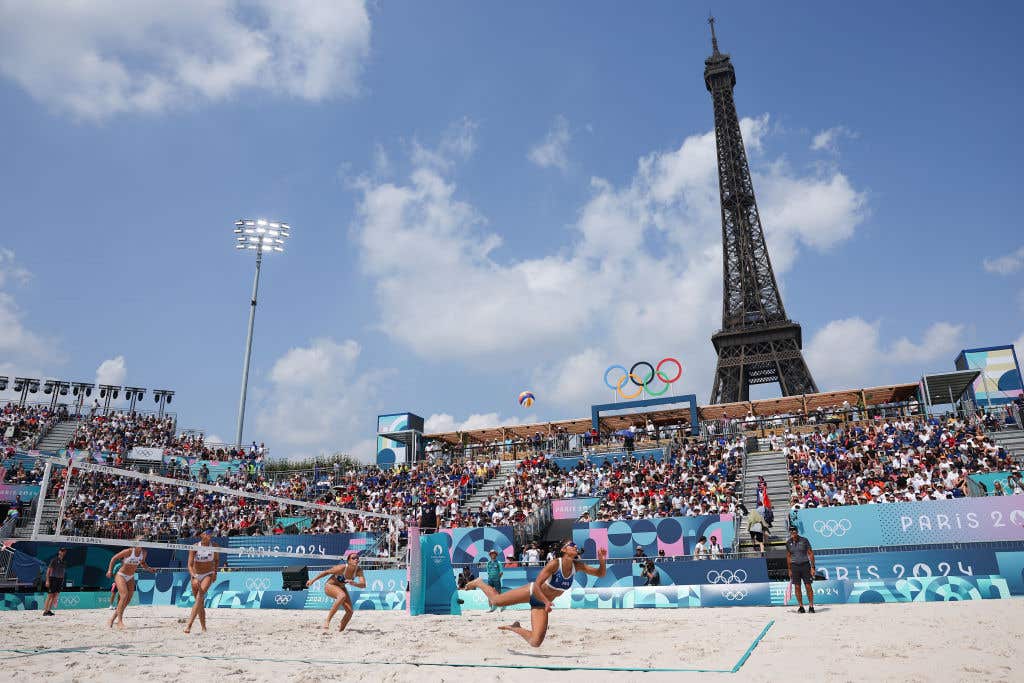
[221,533,378,568]
[795,497,1024,549]
[657,558,768,587]
[769,579,851,606]
[551,497,602,520]
[0,484,40,502]
[699,582,772,607]
[814,549,1004,582]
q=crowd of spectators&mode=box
[66,411,175,456]
[66,410,266,465]
[463,436,745,527]
[781,413,1021,519]
[1,460,45,484]
[1,404,62,451]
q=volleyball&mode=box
[518,390,535,407]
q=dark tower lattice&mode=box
[705,17,818,403]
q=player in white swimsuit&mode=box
[185,531,219,634]
[467,540,607,647]
[106,541,154,629]
[307,553,366,632]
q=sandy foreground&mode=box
[0,601,1019,682]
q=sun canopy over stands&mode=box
[919,370,980,407]
[424,382,921,445]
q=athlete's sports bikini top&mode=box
[331,566,357,584]
[123,548,144,566]
[544,559,575,592]
[194,545,215,563]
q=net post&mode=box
[52,462,75,536]
[30,462,53,540]
[408,525,422,615]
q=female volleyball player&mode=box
[105,538,155,629]
[306,553,366,632]
[467,541,607,647]
[184,531,219,634]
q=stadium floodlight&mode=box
[13,377,38,406]
[233,218,291,447]
[152,389,175,417]
[43,380,71,411]
[98,384,121,415]
[70,382,94,416]
[0,376,7,391]
[123,386,146,413]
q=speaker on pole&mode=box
[281,565,309,591]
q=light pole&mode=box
[152,389,174,418]
[233,218,290,447]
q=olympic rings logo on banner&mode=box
[603,358,683,400]
[706,569,748,584]
[245,577,272,591]
[722,588,749,601]
[274,594,292,605]
[61,595,80,607]
[812,519,852,537]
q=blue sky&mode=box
[1,1,1022,460]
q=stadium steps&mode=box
[992,429,1024,462]
[738,449,791,551]
[11,484,78,539]
[460,460,519,516]
[35,419,82,453]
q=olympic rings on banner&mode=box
[604,358,683,400]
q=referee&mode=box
[786,527,816,614]
[42,548,68,616]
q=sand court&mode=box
[0,600,1020,682]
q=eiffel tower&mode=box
[705,17,819,403]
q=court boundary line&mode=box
[0,620,775,673]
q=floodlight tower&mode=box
[233,218,290,447]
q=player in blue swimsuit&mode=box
[307,553,366,632]
[467,540,607,647]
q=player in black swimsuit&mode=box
[307,553,366,632]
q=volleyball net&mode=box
[28,456,405,566]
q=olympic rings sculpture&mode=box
[603,357,683,400]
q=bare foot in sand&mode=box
[498,621,521,632]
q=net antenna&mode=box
[31,455,405,565]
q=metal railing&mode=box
[0,515,17,539]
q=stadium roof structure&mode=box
[919,370,980,407]
[424,382,921,445]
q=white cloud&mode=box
[810,125,857,153]
[0,249,31,288]
[424,412,527,433]
[95,356,127,386]
[527,115,571,171]
[353,114,867,408]
[804,318,882,389]
[889,322,964,364]
[0,250,61,370]
[805,318,965,390]
[0,0,371,120]
[982,246,1024,275]
[255,338,386,460]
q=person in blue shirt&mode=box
[484,549,504,613]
